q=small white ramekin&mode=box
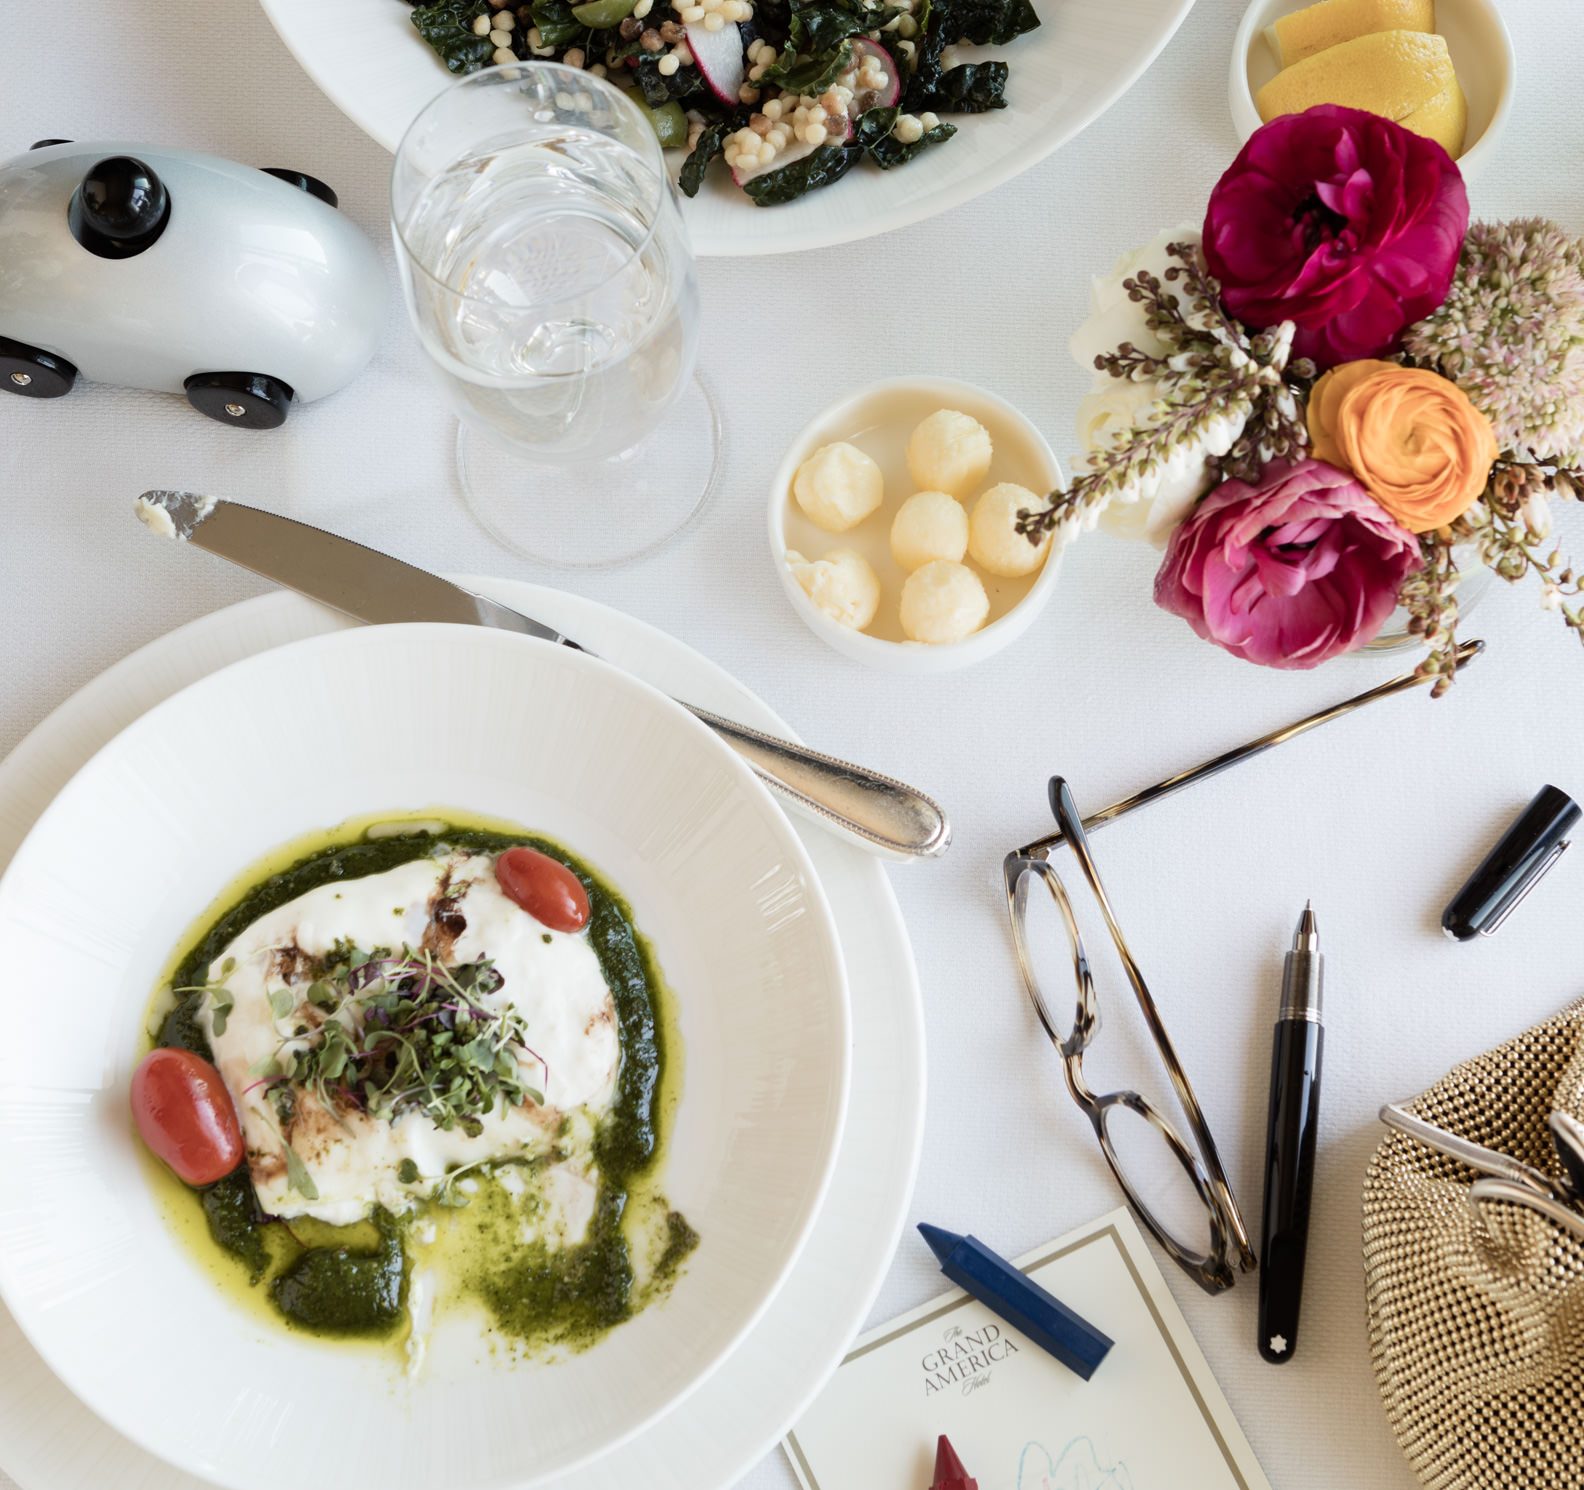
[1228,0,1514,184]
[768,376,1064,674]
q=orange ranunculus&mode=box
[1305,360,1499,534]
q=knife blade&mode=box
[134,491,951,862]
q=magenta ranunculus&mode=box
[1202,105,1468,370]
[1154,460,1421,669]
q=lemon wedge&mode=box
[1263,0,1434,69]
[1256,29,1467,157]
[1398,79,1468,158]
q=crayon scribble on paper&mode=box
[1016,1437,1135,1490]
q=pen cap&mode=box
[1442,785,1581,941]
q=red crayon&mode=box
[931,1435,978,1490]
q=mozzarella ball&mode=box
[792,442,884,532]
[899,560,989,644]
[786,548,880,631]
[906,410,993,497]
[890,490,969,572]
[969,482,1051,578]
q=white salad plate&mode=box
[0,625,851,1490]
[0,581,925,1490]
[257,0,1196,256]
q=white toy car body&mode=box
[0,141,387,426]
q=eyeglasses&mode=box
[1004,776,1256,1293]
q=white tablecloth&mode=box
[3,2,1581,1486]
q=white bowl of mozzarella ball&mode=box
[770,377,1064,672]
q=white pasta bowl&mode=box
[770,376,1064,674]
[0,625,850,1490]
[1228,0,1514,183]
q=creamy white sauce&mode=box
[199,850,620,1226]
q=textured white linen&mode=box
[2,3,1582,1488]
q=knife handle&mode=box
[682,704,950,862]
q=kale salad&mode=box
[404,0,1041,206]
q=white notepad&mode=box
[784,1208,1271,1490]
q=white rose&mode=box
[1075,379,1247,548]
[1064,224,1255,549]
[1069,224,1202,372]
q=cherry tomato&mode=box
[131,1048,244,1187]
[496,846,591,933]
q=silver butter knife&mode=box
[134,490,951,862]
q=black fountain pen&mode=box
[1257,903,1325,1365]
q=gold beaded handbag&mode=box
[1363,999,1584,1490]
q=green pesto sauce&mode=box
[271,1212,407,1335]
[149,813,694,1352]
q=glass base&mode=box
[456,373,722,569]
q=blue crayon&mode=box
[918,1223,1114,1381]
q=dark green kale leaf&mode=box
[942,0,1038,45]
[853,105,956,166]
[911,59,1008,111]
[411,0,497,73]
[531,0,588,48]
[785,0,898,54]
[742,142,858,205]
[755,36,853,93]
[902,0,1025,111]
[753,0,794,35]
[637,54,708,104]
[680,119,733,196]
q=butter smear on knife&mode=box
[135,490,216,541]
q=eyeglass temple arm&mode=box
[1016,640,1485,859]
[1049,780,1258,1272]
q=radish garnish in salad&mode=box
[405,0,1041,206]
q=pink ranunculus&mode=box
[1154,460,1421,669]
[1202,105,1468,370]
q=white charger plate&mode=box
[0,579,926,1490]
[257,0,1195,256]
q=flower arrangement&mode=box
[1021,103,1584,693]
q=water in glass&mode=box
[399,126,697,462]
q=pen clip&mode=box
[1482,839,1571,936]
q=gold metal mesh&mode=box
[1364,999,1584,1488]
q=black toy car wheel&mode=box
[184,372,294,429]
[0,336,77,398]
[260,168,338,210]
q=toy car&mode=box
[0,140,388,428]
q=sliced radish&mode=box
[686,20,746,105]
[849,38,901,111]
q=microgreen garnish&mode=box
[260,944,546,1138]
[255,1108,320,1202]
[176,956,238,1036]
[435,1157,494,1206]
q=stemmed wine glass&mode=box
[391,62,720,568]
